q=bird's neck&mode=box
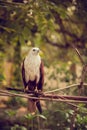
[25,53,41,65]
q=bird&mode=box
[22,47,44,114]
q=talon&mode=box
[34,89,38,93]
[38,90,42,92]
[38,90,43,95]
[24,86,28,92]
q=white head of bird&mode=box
[29,47,40,56]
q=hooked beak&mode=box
[37,49,40,53]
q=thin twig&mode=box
[2,88,80,108]
[6,82,87,95]
[71,44,84,65]
[0,93,87,103]
[0,90,87,103]
[44,83,87,94]
[78,65,87,95]
[0,0,24,6]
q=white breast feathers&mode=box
[24,54,41,83]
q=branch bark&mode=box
[0,89,87,103]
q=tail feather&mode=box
[28,99,36,114]
[28,99,42,114]
[36,101,42,114]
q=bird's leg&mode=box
[38,89,41,93]
[37,89,43,95]
[24,86,28,92]
[34,88,42,95]
[34,88,38,95]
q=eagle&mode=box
[22,47,44,114]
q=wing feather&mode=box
[37,60,44,91]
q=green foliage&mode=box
[12,40,22,87]
[43,103,69,130]
[11,124,27,130]
[5,109,16,117]
[24,113,35,120]
[24,113,47,120]
[42,102,87,130]
[37,114,47,120]
[6,97,26,108]
[74,104,87,130]
[76,114,87,125]
[0,74,5,82]
[0,1,87,130]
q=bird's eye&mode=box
[33,49,35,51]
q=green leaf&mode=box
[68,110,74,115]
[36,114,47,120]
[11,124,27,130]
[24,113,35,120]
[5,110,16,117]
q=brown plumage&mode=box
[22,47,44,114]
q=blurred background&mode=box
[0,0,87,130]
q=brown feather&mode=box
[28,99,36,114]
[37,61,44,91]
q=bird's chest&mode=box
[24,57,41,82]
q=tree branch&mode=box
[0,89,87,103]
[44,83,87,94]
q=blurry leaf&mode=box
[54,5,67,18]
[0,74,5,81]
[22,27,30,40]
[24,113,35,120]
[19,34,25,44]
[0,25,15,33]
[68,110,74,115]
[66,113,69,118]
[11,124,27,130]
[36,114,47,120]
[34,33,42,46]
[24,113,47,120]
[5,110,16,117]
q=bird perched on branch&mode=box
[22,47,44,114]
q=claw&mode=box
[24,86,28,92]
[38,90,43,95]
